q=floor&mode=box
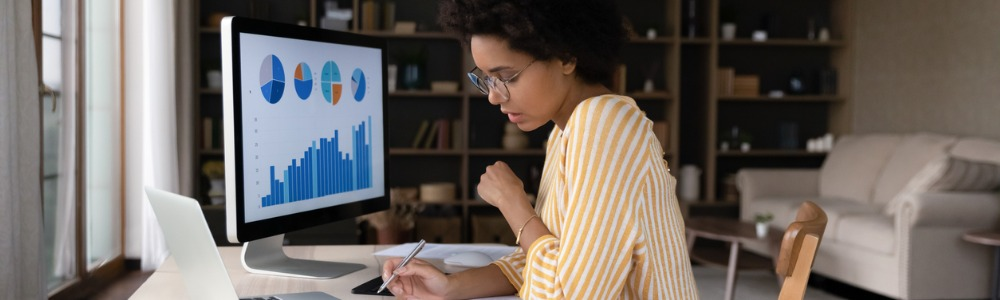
[692,266,842,300]
[90,271,153,300]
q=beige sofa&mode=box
[737,132,1000,299]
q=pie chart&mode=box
[259,54,285,104]
[320,61,343,105]
[351,68,366,102]
[293,62,313,100]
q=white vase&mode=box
[679,165,701,202]
[755,222,769,238]
[721,23,736,40]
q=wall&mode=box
[852,0,1000,139]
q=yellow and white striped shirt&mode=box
[493,95,698,299]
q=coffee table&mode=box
[686,217,783,300]
[963,230,1000,300]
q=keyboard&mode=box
[239,297,282,300]
[351,276,394,296]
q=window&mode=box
[41,0,125,297]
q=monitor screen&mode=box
[222,17,389,244]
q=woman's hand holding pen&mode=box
[381,257,450,299]
[477,161,530,212]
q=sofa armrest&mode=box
[736,169,820,205]
[898,192,1000,228]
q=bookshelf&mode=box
[187,0,851,243]
[695,0,854,202]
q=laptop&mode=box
[144,186,339,300]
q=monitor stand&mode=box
[240,234,365,279]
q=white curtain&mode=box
[123,0,178,270]
[0,0,45,298]
[53,0,79,280]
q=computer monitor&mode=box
[221,16,389,279]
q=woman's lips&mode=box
[507,113,523,123]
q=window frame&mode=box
[36,0,128,298]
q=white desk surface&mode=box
[132,245,398,299]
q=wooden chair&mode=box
[775,201,827,300]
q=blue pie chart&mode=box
[259,54,285,104]
[321,61,343,105]
[293,62,313,100]
[351,68,366,102]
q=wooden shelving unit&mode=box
[694,0,854,202]
[187,0,851,243]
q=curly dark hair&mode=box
[438,0,628,86]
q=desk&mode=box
[133,245,399,299]
[963,230,1000,300]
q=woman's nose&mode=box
[487,91,506,105]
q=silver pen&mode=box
[378,239,427,294]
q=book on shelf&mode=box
[717,67,735,96]
[436,118,451,150]
[451,119,462,150]
[411,120,430,148]
[361,0,379,31]
[381,1,395,31]
[203,117,213,150]
[422,120,440,149]
[410,118,459,150]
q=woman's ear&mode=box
[560,57,577,75]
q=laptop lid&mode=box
[144,186,241,299]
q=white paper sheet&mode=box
[373,243,517,261]
[373,243,521,299]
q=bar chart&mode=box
[260,116,374,207]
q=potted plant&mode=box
[201,160,225,205]
[358,187,424,244]
[739,132,754,152]
[754,212,773,238]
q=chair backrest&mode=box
[776,201,827,300]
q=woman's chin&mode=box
[515,120,545,132]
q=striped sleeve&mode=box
[492,248,527,289]
[492,128,561,292]
[519,96,648,299]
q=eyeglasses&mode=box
[467,60,535,100]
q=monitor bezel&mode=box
[222,16,390,243]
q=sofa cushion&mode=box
[744,197,878,242]
[923,157,1000,191]
[820,134,902,204]
[951,137,1000,165]
[871,133,957,207]
[808,199,883,239]
[884,156,1000,215]
[834,213,895,255]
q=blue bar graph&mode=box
[261,116,374,207]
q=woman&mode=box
[381,0,698,298]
